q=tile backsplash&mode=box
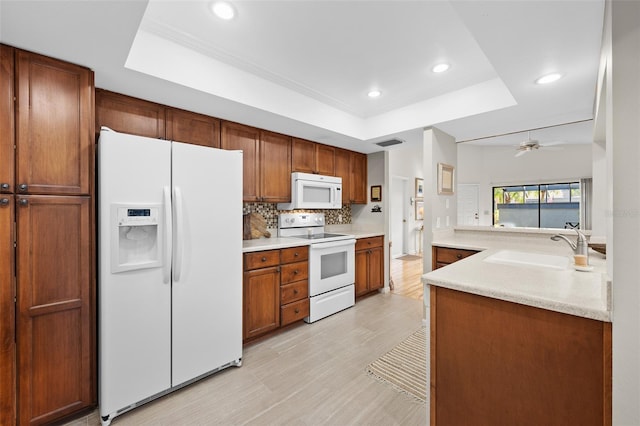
[243,202,352,228]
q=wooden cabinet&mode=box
[96,89,165,139]
[166,108,220,148]
[260,130,291,203]
[16,195,93,425]
[222,122,260,201]
[279,246,309,326]
[334,148,352,205]
[430,286,611,426]
[0,195,15,426]
[292,138,335,175]
[350,152,368,204]
[243,246,309,342]
[1,45,96,425]
[335,148,367,204]
[243,250,280,341]
[0,45,14,194]
[432,246,478,270]
[16,50,93,196]
[355,236,384,297]
[222,122,291,203]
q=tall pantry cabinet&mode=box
[0,44,95,425]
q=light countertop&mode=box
[423,227,611,322]
[242,229,384,253]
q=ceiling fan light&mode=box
[367,90,381,98]
[211,2,235,20]
[535,73,563,85]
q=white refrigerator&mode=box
[97,128,242,425]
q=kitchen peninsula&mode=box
[423,227,611,426]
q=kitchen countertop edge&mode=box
[242,231,384,253]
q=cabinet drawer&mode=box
[356,236,383,251]
[281,280,308,305]
[280,299,310,326]
[280,246,308,264]
[435,247,478,264]
[280,261,308,284]
[244,250,280,271]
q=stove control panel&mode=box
[279,212,325,229]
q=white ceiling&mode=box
[0,0,604,153]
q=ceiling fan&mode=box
[514,132,564,157]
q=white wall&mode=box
[423,127,457,272]
[598,1,640,423]
[389,142,424,255]
[457,143,593,227]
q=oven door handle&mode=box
[309,239,356,250]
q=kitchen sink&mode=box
[483,250,570,271]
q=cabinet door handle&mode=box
[293,270,299,275]
[456,254,463,259]
[261,257,267,262]
[0,183,9,191]
[0,198,9,206]
[293,289,299,295]
[294,252,299,257]
[294,308,300,314]
[18,199,28,206]
[18,183,28,192]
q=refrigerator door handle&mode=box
[173,186,184,282]
[163,186,172,284]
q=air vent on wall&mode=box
[375,138,404,147]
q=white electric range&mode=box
[278,213,355,323]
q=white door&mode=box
[171,143,243,386]
[457,184,480,226]
[98,130,172,417]
[391,177,408,257]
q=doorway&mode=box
[457,184,480,226]
[391,176,409,258]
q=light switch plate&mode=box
[436,217,441,228]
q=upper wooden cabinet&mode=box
[96,89,165,139]
[292,138,335,175]
[260,130,291,203]
[335,148,367,204]
[0,45,14,194]
[166,108,220,148]
[222,122,291,203]
[350,152,367,204]
[221,122,260,201]
[15,50,94,196]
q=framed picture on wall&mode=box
[438,163,455,195]
[415,178,424,198]
[370,185,382,202]
[415,199,424,220]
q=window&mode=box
[493,182,580,229]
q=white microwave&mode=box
[277,172,342,210]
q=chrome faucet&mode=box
[550,229,589,261]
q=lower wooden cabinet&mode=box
[243,246,309,342]
[16,195,94,425]
[432,245,478,270]
[355,236,384,297]
[431,286,611,426]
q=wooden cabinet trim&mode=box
[0,45,15,194]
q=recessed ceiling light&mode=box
[535,73,563,85]
[368,90,381,98]
[211,2,235,20]
[432,63,450,73]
